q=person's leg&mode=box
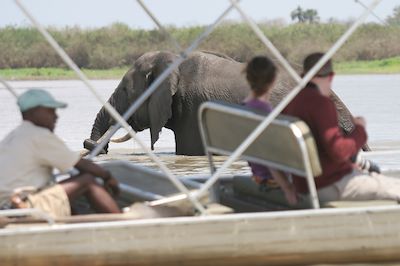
[26,185,71,217]
[336,170,400,201]
[60,173,121,213]
[316,184,340,202]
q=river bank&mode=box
[335,57,400,74]
[0,57,399,80]
[0,67,129,80]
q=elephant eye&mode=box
[145,72,154,87]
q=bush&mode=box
[0,22,399,69]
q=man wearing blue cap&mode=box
[0,89,121,217]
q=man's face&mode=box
[315,73,334,97]
[29,107,58,132]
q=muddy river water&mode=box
[1,75,400,175]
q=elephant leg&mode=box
[174,126,205,156]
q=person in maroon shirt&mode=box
[283,52,400,202]
[243,56,297,205]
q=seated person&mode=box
[243,56,297,206]
[0,89,121,218]
[283,52,400,202]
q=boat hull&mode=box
[2,205,400,265]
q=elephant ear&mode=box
[148,69,178,150]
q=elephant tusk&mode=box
[111,132,132,143]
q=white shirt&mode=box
[0,121,80,206]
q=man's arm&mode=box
[314,99,367,162]
[74,158,120,196]
[75,158,110,180]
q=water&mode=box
[1,75,400,265]
[1,74,400,175]
[333,75,400,145]
[333,74,400,170]
[0,80,160,152]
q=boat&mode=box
[3,204,400,266]
[2,100,400,266]
[2,0,399,265]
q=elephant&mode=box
[84,50,361,156]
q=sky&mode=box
[0,0,398,29]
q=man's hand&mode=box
[104,175,120,197]
[75,159,121,197]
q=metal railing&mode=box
[12,0,383,214]
[13,0,241,215]
[0,208,55,225]
[195,0,382,199]
[0,77,18,98]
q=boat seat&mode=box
[199,101,322,208]
[199,101,398,209]
[232,175,397,209]
[323,200,398,208]
[204,203,234,214]
[96,160,205,213]
[232,175,312,209]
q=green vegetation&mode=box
[0,21,399,79]
[1,57,398,80]
[0,67,129,80]
[336,57,400,74]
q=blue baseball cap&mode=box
[17,89,67,112]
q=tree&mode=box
[303,9,320,24]
[291,6,320,24]
[386,5,400,26]
[291,6,306,23]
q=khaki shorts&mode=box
[27,184,71,218]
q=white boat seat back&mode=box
[199,101,322,208]
[199,101,322,178]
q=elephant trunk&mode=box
[330,90,370,151]
[90,107,109,140]
[86,106,111,153]
[86,87,130,153]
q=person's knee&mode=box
[72,173,98,187]
[340,174,379,200]
[83,174,108,191]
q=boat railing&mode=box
[355,0,388,25]
[14,0,214,214]
[0,208,55,225]
[193,0,382,203]
[0,78,18,98]
[8,0,383,213]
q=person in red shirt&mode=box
[283,52,400,202]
